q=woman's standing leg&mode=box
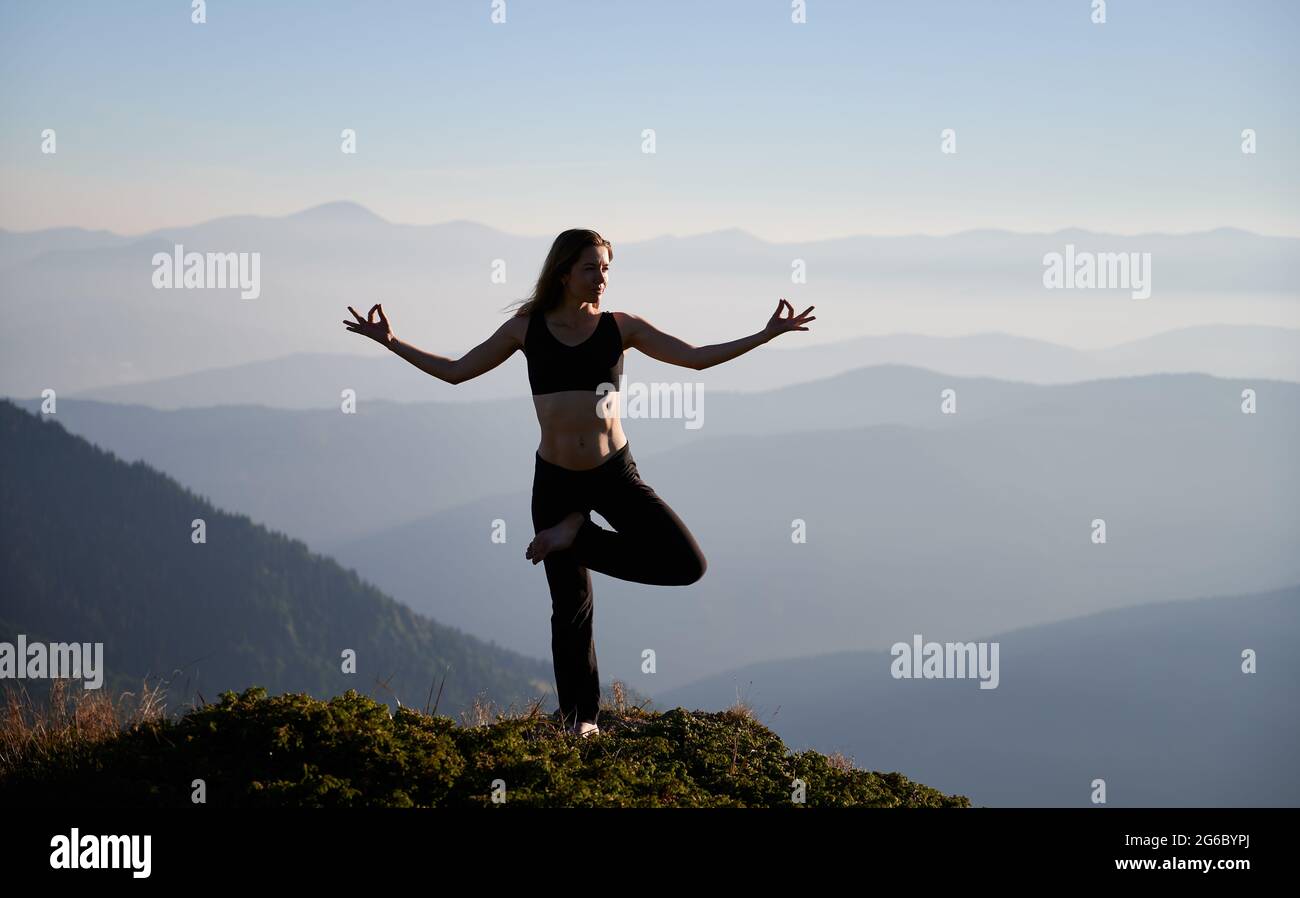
[574,445,707,586]
[531,457,601,727]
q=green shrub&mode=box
[0,686,970,808]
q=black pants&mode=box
[531,440,707,727]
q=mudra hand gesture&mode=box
[344,303,395,346]
[764,299,815,340]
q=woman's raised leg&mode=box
[572,450,707,586]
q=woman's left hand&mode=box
[764,299,815,340]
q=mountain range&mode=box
[3,201,1296,399]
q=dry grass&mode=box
[721,679,768,724]
[722,698,757,723]
[1,673,683,773]
[0,677,171,778]
[458,691,498,729]
[825,751,857,772]
[608,680,629,713]
[455,691,560,732]
[445,679,654,738]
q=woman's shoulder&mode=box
[608,310,636,331]
[510,311,535,347]
[607,310,630,348]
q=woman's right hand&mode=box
[344,304,395,346]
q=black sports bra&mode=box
[524,310,625,395]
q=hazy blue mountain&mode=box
[0,398,579,719]
[18,364,1300,550]
[56,324,1300,410]
[649,584,1300,808]
[4,394,543,548]
[0,226,132,270]
[1095,324,1300,380]
[5,366,1054,546]
[11,369,1298,694]
[320,371,1300,692]
[2,202,1296,397]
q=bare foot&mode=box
[526,512,585,565]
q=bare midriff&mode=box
[533,391,627,471]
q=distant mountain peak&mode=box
[290,201,387,224]
[1048,227,1103,239]
[641,226,767,245]
[705,226,763,240]
[1201,226,1259,238]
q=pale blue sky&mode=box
[1,0,1296,240]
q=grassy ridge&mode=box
[1,681,969,808]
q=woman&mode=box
[344,229,814,737]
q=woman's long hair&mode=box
[503,229,613,319]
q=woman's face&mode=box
[561,245,609,304]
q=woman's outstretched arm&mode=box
[624,299,814,371]
[388,334,460,383]
[343,303,521,385]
